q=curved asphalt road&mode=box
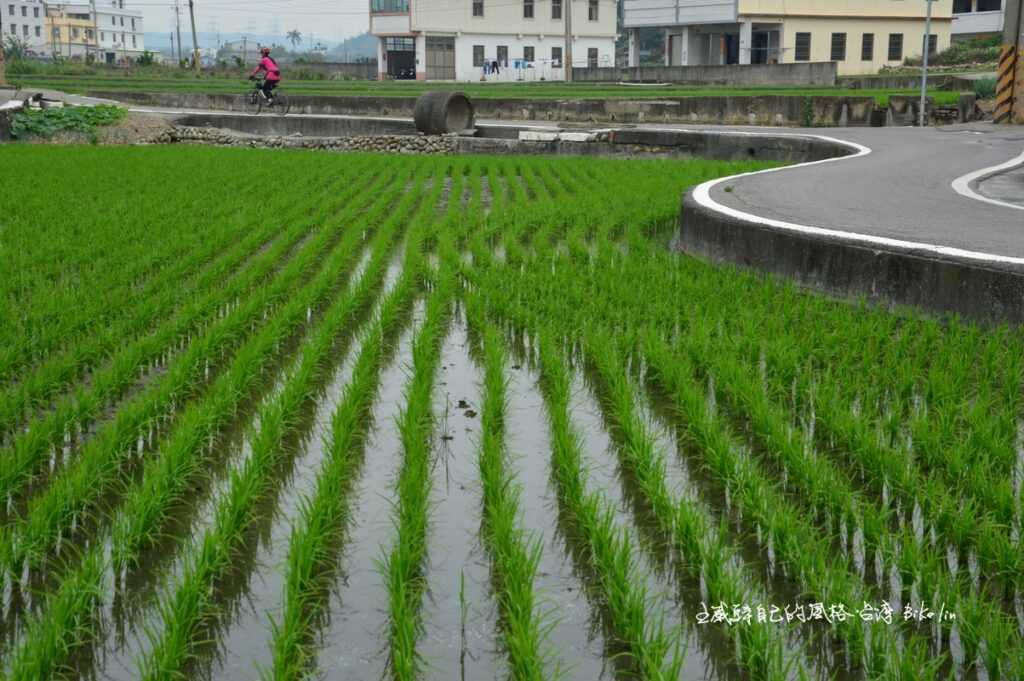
[694,123,1024,258]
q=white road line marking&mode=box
[951,150,1024,212]
[689,132,1024,268]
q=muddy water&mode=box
[503,362,610,680]
[314,301,426,679]
[417,315,504,681]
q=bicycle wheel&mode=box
[273,93,291,116]
[243,91,263,116]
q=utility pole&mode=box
[564,0,573,82]
[174,0,183,63]
[918,0,933,127]
[188,0,200,73]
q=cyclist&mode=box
[249,47,281,104]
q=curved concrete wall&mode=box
[679,161,1024,324]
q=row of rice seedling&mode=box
[135,175,428,680]
[0,158,372,445]
[464,304,551,681]
[0,166,405,583]
[266,222,428,680]
[382,247,457,681]
[111,164,426,571]
[0,165,382,513]
[0,149,275,383]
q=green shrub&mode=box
[974,77,997,100]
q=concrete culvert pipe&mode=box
[414,91,475,135]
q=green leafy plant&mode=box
[10,104,126,139]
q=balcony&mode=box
[952,10,1004,36]
[371,0,410,34]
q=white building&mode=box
[94,0,145,63]
[952,0,1004,42]
[623,0,952,76]
[370,0,618,81]
[4,0,47,53]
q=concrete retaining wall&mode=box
[837,73,981,91]
[102,90,878,127]
[680,186,1024,324]
[571,62,837,87]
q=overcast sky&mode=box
[136,0,371,43]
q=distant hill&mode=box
[328,33,376,61]
[145,31,343,54]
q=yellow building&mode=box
[45,4,98,60]
[624,0,953,76]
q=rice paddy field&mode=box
[9,74,964,107]
[0,145,1022,681]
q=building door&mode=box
[497,45,508,67]
[425,36,455,80]
[751,32,769,64]
[385,37,416,79]
[668,35,679,65]
[588,47,598,68]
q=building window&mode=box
[86,29,93,40]
[120,16,124,26]
[588,47,598,67]
[131,18,135,30]
[22,24,27,37]
[6,4,12,16]
[52,27,60,39]
[33,7,38,18]
[20,5,25,16]
[472,0,483,16]
[861,33,874,61]
[111,16,116,25]
[523,0,533,18]
[497,44,508,66]
[371,0,409,11]
[101,32,106,41]
[132,35,136,47]
[35,25,40,37]
[927,34,937,56]
[473,44,484,67]
[588,0,598,21]
[888,33,903,61]
[551,45,562,66]
[794,32,811,61]
[9,23,15,35]
[552,0,561,19]
[72,27,79,39]
[384,37,414,51]
[830,33,846,61]
[953,0,971,10]
[978,0,1000,10]
[524,45,534,61]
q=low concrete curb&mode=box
[679,185,1024,324]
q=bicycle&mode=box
[243,78,291,116]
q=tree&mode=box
[286,30,302,50]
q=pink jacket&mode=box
[250,56,281,81]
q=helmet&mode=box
[261,47,271,56]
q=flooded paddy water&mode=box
[3,146,1022,681]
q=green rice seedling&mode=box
[582,329,794,681]
[0,166,383,512]
[0,168,408,580]
[267,245,423,680]
[464,302,551,681]
[382,264,456,681]
[137,177,434,679]
[0,158,378,446]
[4,545,104,680]
[113,166,426,570]
[532,329,681,681]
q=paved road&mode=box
[694,123,1024,258]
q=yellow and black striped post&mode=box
[996,0,1023,123]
